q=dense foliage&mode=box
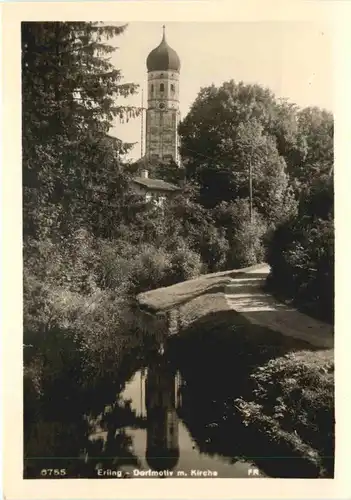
[265,175,334,322]
[178,80,333,319]
[23,22,333,477]
[235,350,334,477]
[22,22,201,475]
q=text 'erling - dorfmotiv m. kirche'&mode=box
[145,25,181,164]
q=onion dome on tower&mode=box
[146,25,181,73]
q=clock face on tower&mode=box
[158,102,166,110]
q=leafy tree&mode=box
[292,107,334,188]
[264,107,334,322]
[178,81,296,224]
[232,120,293,224]
[161,188,228,271]
[179,81,278,175]
[153,160,186,186]
[298,174,333,220]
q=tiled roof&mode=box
[132,177,180,192]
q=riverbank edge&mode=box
[137,264,334,477]
[232,347,334,478]
[225,275,334,477]
[137,262,333,349]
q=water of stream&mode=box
[87,344,263,479]
[25,330,268,479]
[25,320,326,479]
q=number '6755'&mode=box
[40,469,67,477]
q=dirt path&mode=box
[224,264,334,349]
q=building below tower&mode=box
[131,168,181,207]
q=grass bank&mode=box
[137,263,267,314]
[234,349,334,477]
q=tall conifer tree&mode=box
[22,22,139,239]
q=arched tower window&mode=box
[151,84,154,92]
[170,84,175,92]
[160,83,164,92]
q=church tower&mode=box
[145,356,180,473]
[145,26,181,164]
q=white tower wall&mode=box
[145,71,180,163]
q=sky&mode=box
[109,21,333,160]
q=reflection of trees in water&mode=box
[24,402,143,478]
[23,336,152,479]
[144,353,181,473]
[176,380,247,462]
[24,320,325,479]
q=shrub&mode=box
[235,350,334,476]
[215,199,267,268]
[195,224,229,273]
[227,219,266,268]
[265,215,334,321]
[96,240,133,295]
[168,244,203,283]
[128,243,203,294]
[24,231,100,295]
[265,169,334,322]
[128,245,172,294]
